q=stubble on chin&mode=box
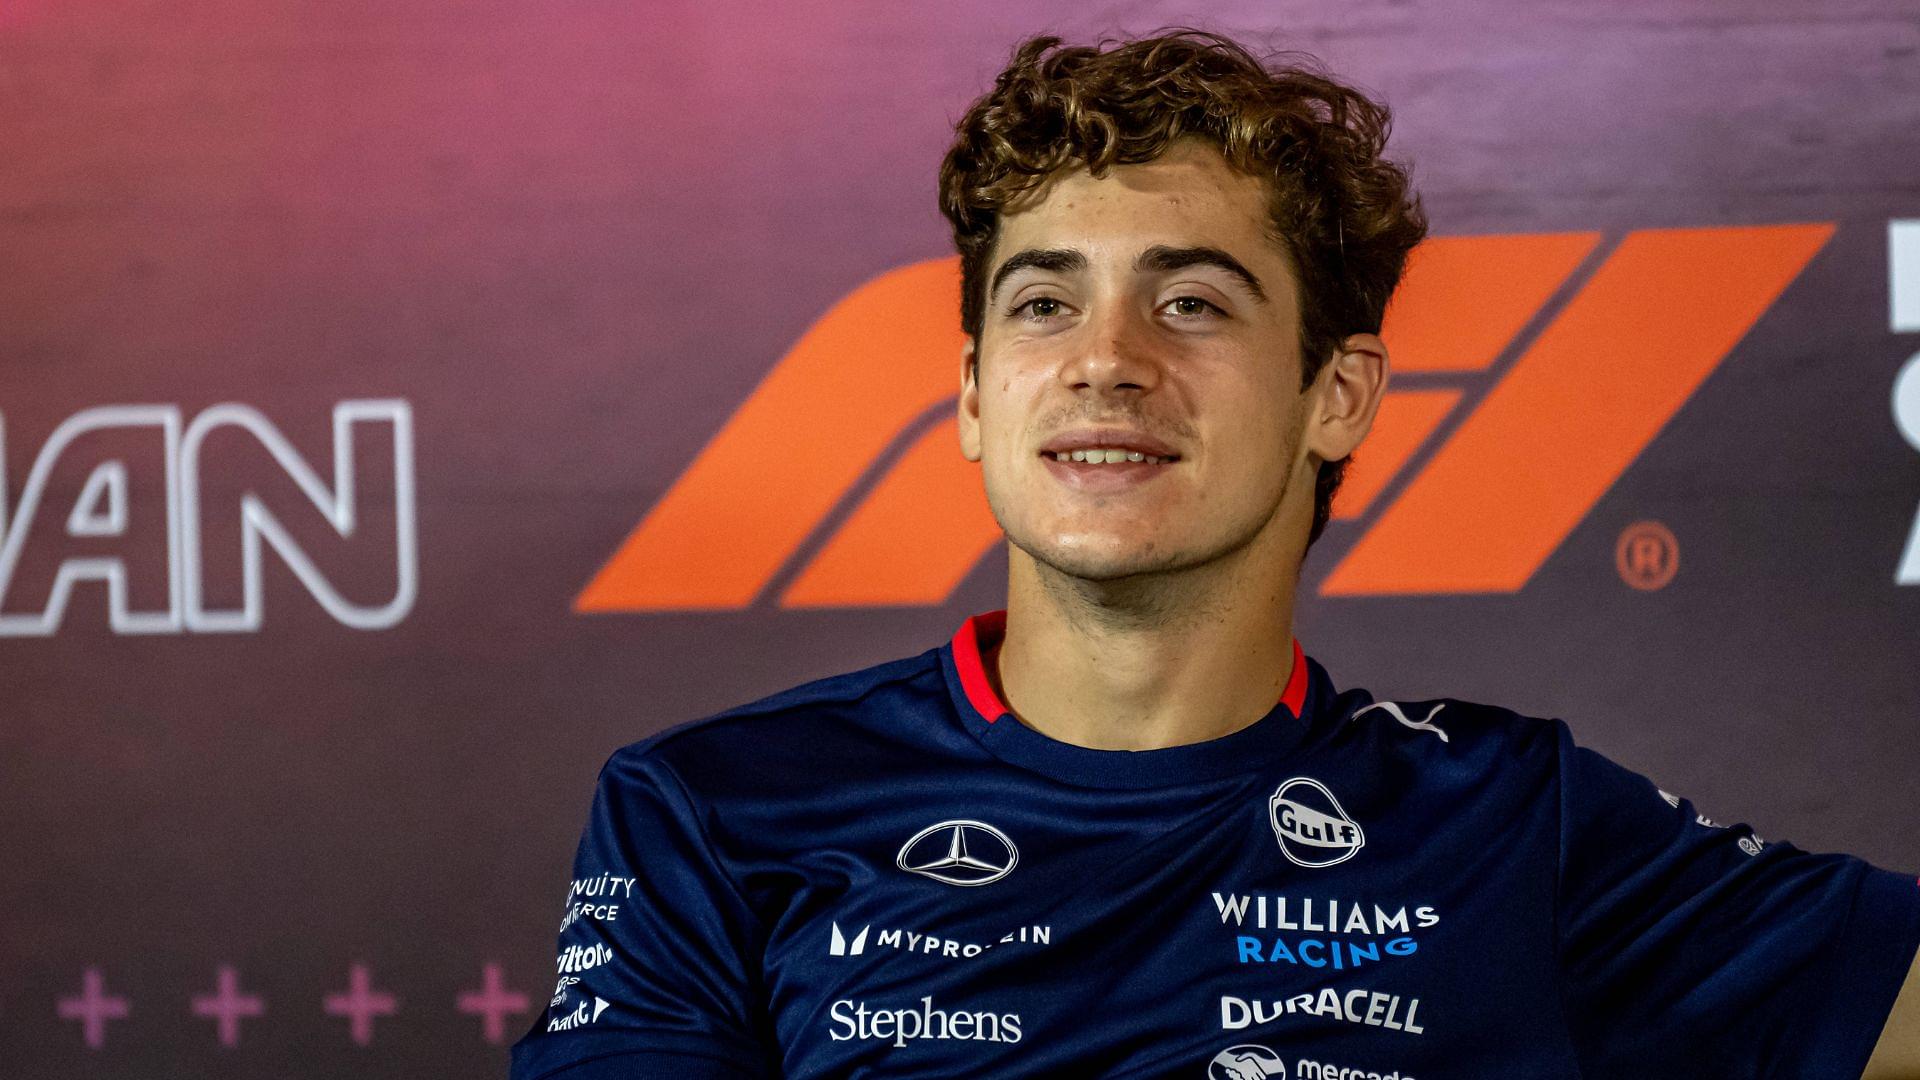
[1000,460,1299,616]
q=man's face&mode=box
[959,137,1317,583]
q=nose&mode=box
[1059,302,1162,397]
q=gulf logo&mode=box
[1268,777,1366,869]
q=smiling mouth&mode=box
[1039,449,1181,465]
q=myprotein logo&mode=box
[830,921,870,956]
[1269,778,1365,868]
[574,226,1833,610]
[829,919,1052,959]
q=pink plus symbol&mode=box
[57,968,130,1049]
[191,965,265,1047]
[323,963,398,1046]
[457,962,530,1044]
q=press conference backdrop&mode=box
[2,0,1918,1074]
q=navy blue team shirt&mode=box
[510,610,1920,1079]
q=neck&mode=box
[990,521,1304,752]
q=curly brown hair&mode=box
[938,29,1428,550]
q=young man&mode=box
[512,31,1920,1079]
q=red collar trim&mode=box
[1279,634,1309,716]
[951,609,1012,722]
[949,609,1309,724]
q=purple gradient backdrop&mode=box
[2,1,1918,1075]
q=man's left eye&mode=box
[1165,296,1221,318]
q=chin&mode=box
[1018,531,1193,582]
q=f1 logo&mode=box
[577,225,1833,610]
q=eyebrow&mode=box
[1136,245,1269,304]
[988,248,1086,305]
[986,244,1269,306]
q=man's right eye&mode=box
[1009,297,1067,321]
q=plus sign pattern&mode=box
[1,0,1917,1076]
[56,969,130,1050]
[191,967,266,1047]
[460,964,533,1045]
[323,964,401,1047]
[53,963,526,1052]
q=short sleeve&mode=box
[1553,720,1920,1079]
[509,748,773,1080]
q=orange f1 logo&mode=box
[577,224,1832,611]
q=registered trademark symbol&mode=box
[1615,520,1678,591]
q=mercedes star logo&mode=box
[895,819,1018,887]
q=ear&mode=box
[958,336,983,463]
[1303,332,1389,466]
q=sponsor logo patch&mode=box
[545,992,611,1033]
[554,943,613,975]
[1294,1058,1419,1080]
[1210,892,1439,970]
[828,919,1051,960]
[896,820,1018,887]
[1209,1043,1288,1079]
[827,996,1021,1047]
[1221,989,1425,1037]
[1268,778,1365,868]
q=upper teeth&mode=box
[1055,448,1171,464]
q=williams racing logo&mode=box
[1268,778,1365,868]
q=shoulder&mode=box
[1325,673,1570,771]
[599,644,953,794]
[1321,680,1589,846]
